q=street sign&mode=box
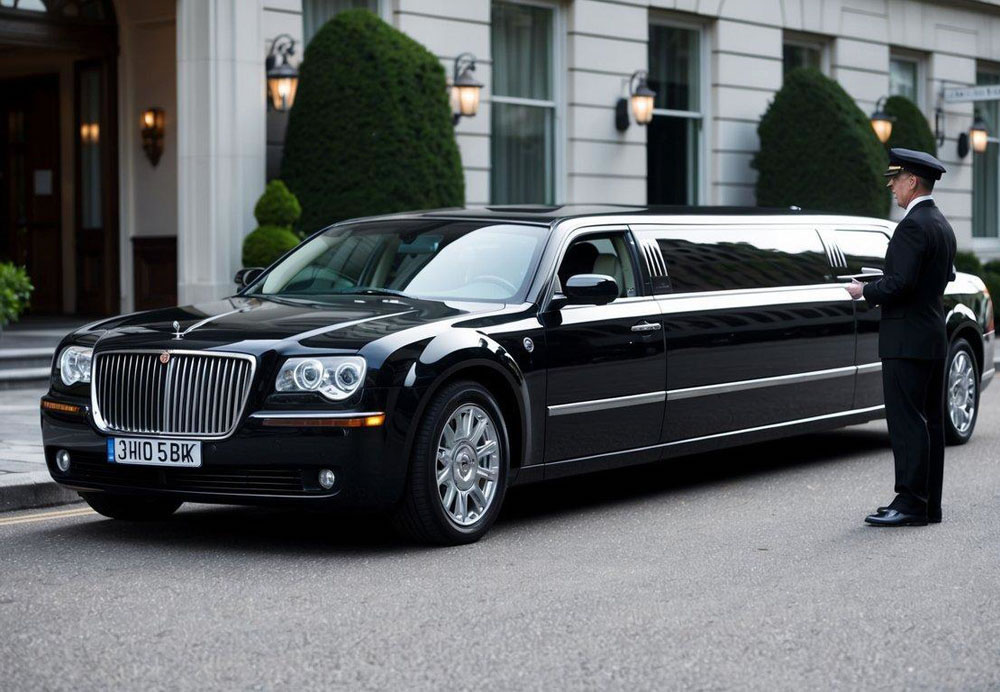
[942,84,1000,103]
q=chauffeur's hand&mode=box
[845,279,865,300]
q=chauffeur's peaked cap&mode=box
[884,147,947,186]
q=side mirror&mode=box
[562,274,619,306]
[234,267,264,289]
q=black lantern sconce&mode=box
[936,107,991,159]
[869,96,895,144]
[266,34,299,112]
[141,107,165,166]
[450,52,483,125]
[615,70,656,131]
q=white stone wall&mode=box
[251,0,1000,253]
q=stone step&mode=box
[0,366,51,390]
[0,347,55,371]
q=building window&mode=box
[303,0,379,46]
[647,22,703,205]
[783,33,826,78]
[490,1,557,205]
[890,52,922,107]
[973,68,1000,239]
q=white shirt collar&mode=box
[905,194,934,216]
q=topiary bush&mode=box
[242,225,301,268]
[954,250,983,277]
[884,95,937,155]
[0,262,33,327]
[254,180,302,229]
[280,9,464,233]
[754,68,888,217]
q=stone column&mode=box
[176,0,265,306]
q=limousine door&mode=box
[541,229,666,469]
[631,224,857,448]
[827,227,891,409]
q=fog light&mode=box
[55,449,71,473]
[318,468,336,490]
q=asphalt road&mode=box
[3,386,999,690]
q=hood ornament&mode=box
[172,320,183,340]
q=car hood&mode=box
[77,294,506,354]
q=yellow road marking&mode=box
[0,506,96,527]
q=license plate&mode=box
[107,437,202,468]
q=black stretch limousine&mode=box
[42,206,995,544]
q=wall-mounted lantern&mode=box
[941,109,992,159]
[869,96,895,144]
[80,122,100,144]
[615,70,656,131]
[450,52,483,125]
[141,107,164,166]
[266,34,299,112]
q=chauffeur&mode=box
[845,148,957,527]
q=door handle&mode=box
[631,321,662,333]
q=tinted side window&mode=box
[654,228,829,292]
[833,229,889,274]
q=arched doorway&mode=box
[0,0,119,315]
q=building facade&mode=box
[2,0,1000,317]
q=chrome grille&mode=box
[92,351,256,438]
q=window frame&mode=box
[782,31,830,77]
[647,14,709,206]
[972,62,1000,246]
[889,48,925,112]
[489,0,566,205]
[301,0,391,47]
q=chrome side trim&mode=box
[667,365,857,401]
[545,404,886,467]
[547,391,666,417]
[856,362,882,374]
[249,411,384,420]
[982,367,995,390]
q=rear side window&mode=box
[651,227,830,292]
[833,229,890,274]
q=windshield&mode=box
[249,219,548,303]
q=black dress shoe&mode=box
[865,509,928,526]
[876,506,941,523]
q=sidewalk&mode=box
[0,386,80,511]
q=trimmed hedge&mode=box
[884,95,937,155]
[280,9,464,233]
[754,68,888,217]
[254,180,302,229]
[242,225,301,268]
[0,262,33,327]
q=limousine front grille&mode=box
[92,350,256,438]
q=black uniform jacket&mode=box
[863,199,957,359]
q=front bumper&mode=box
[40,398,411,510]
[982,330,995,392]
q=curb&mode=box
[0,471,82,513]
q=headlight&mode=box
[58,346,93,386]
[275,356,366,400]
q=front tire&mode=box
[81,493,182,520]
[393,381,509,545]
[944,337,980,445]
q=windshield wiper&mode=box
[336,287,410,298]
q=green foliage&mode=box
[884,95,937,155]
[254,180,302,228]
[280,9,464,233]
[242,225,301,268]
[954,250,983,276]
[753,68,889,217]
[0,262,33,327]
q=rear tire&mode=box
[944,337,979,446]
[81,493,182,521]
[392,381,509,545]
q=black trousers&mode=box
[881,358,946,516]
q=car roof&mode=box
[336,205,894,232]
